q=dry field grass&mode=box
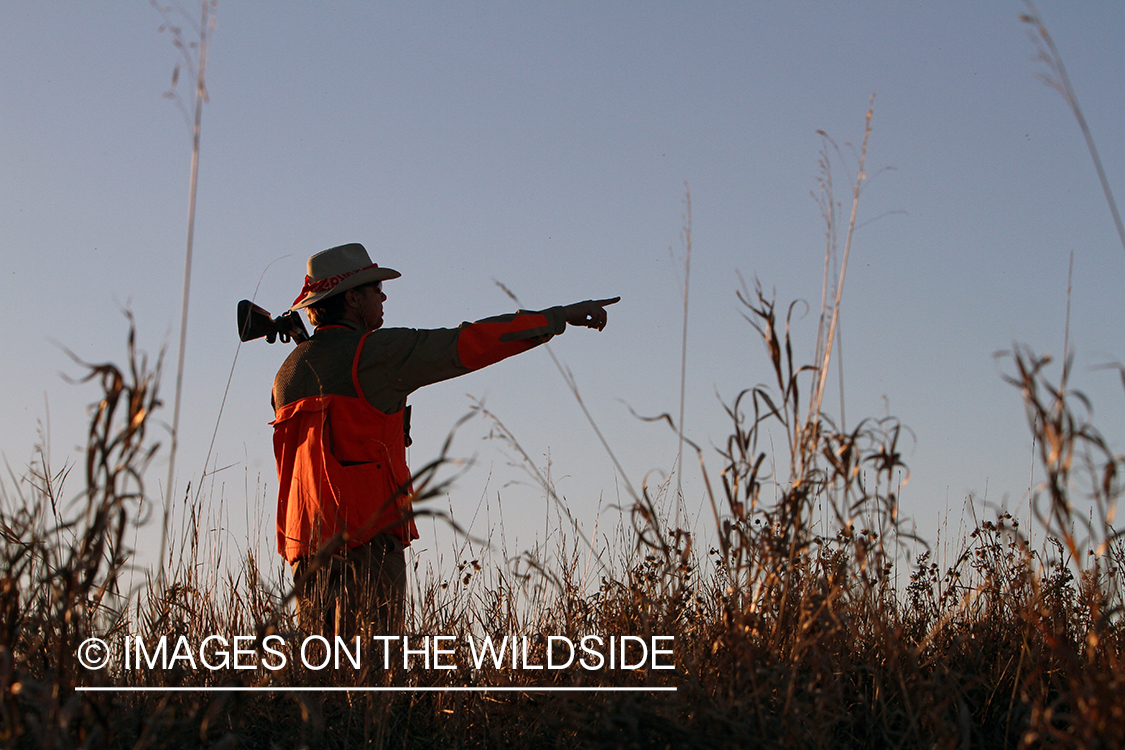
[3,261,1124,748]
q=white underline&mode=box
[76,686,677,693]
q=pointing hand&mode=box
[562,297,621,331]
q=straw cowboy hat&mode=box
[290,243,401,310]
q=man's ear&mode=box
[343,287,363,311]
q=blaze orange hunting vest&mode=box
[271,331,419,562]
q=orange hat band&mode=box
[292,263,380,307]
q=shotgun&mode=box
[236,300,310,344]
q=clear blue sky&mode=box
[2,2,1123,578]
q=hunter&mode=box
[271,242,618,637]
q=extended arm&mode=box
[355,297,620,412]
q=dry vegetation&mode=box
[3,277,1124,749]
[4,103,1125,747]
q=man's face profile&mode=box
[347,282,386,331]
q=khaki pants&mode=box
[291,534,406,638]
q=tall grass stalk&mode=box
[675,184,693,529]
[804,95,873,481]
[158,0,216,583]
[1021,1,1125,259]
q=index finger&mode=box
[593,296,621,307]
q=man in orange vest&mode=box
[272,243,618,637]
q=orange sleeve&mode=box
[457,308,565,370]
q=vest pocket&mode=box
[328,455,402,541]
